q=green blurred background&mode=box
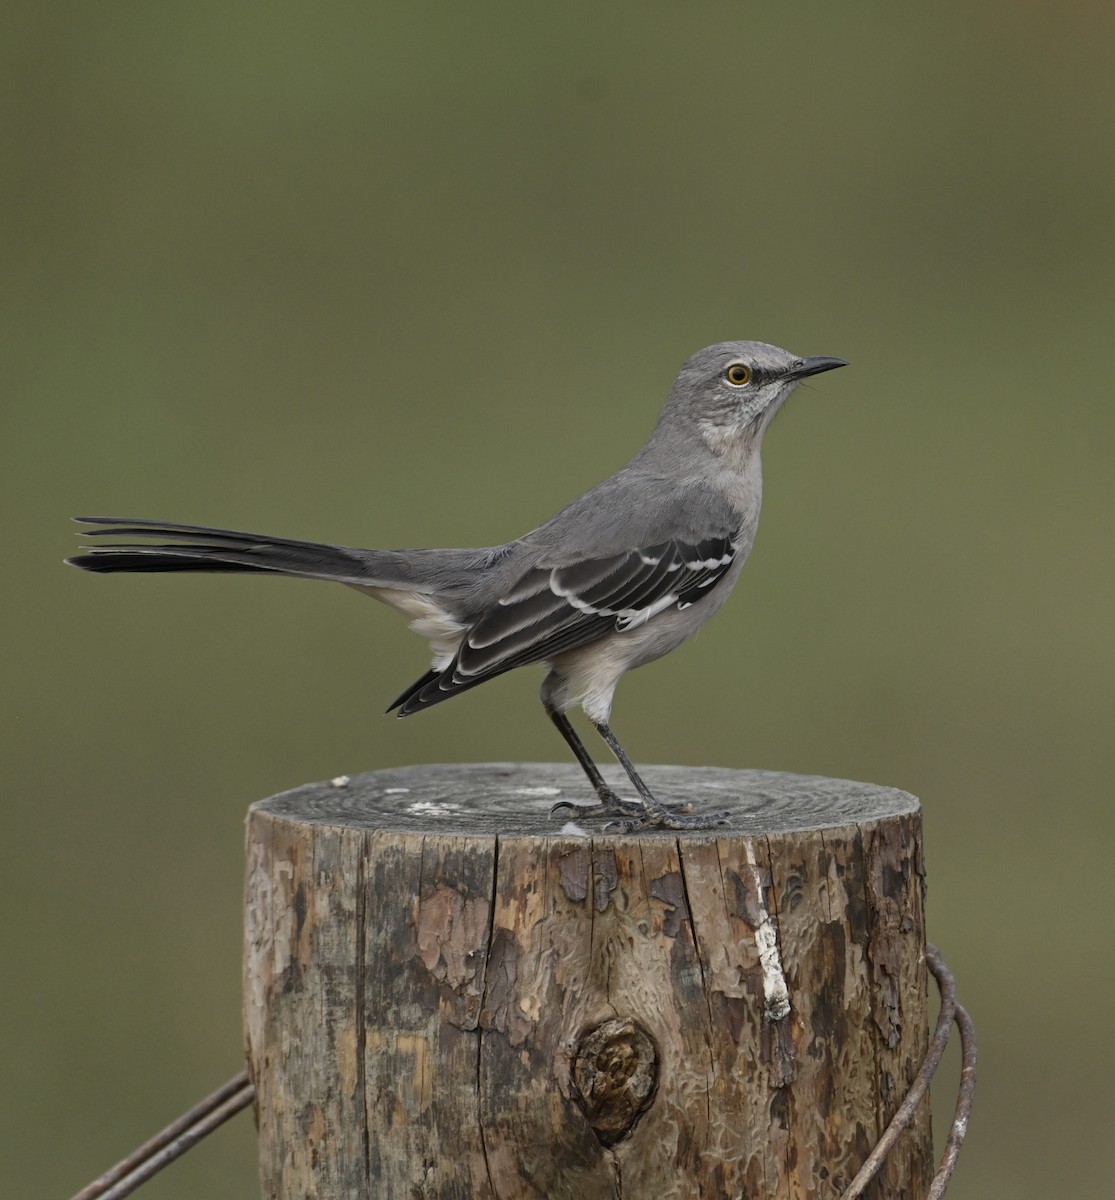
[4,3,1113,1196]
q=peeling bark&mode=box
[244,763,931,1198]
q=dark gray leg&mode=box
[546,709,644,818]
[592,719,730,831]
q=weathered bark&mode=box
[244,763,931,1199]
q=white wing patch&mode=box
[690,552,734,570]
[547,537,737,633]
[550,571,678,626]
[614,593,680,630]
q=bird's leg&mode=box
[546,709,644,818]
[591,720,730,832]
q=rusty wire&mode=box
[927,994,977,1200]
[68,1071,255,1200]
[841,944,977,1198]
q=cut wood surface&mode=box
[244,763,931,1199]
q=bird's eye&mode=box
[725,364,752,386]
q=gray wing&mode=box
[392,533,738,714]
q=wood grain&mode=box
[244,763,931,1198]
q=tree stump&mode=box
[243,763,931,1199]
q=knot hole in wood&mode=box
[572,1018,658,1146]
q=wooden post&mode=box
[243,763,932,1199]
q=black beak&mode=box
[787,356,848,380]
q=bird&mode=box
[68,340,846,830]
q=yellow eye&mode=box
[725,363,752,386]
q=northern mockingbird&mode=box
[68,340,846,829]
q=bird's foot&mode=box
[552,789,727,831]
[605,805,732,833]
[551,787,644,820]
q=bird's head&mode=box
[660,340,847,461]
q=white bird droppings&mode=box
[515,786,562,797]
[406,800,461,817]
[329,775,351,788]
[745,842,791,1022]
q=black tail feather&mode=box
[72,515,343,548]
[394,669,497,716]
[66,552,271,574]
[67,517,371,581]
[385,669,440,713]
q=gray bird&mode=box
[68,340,846,830]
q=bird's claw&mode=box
[551,787,644,820]
[603,807,731,833]
[552,789,730,832]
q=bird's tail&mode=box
[66,516,430,587]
